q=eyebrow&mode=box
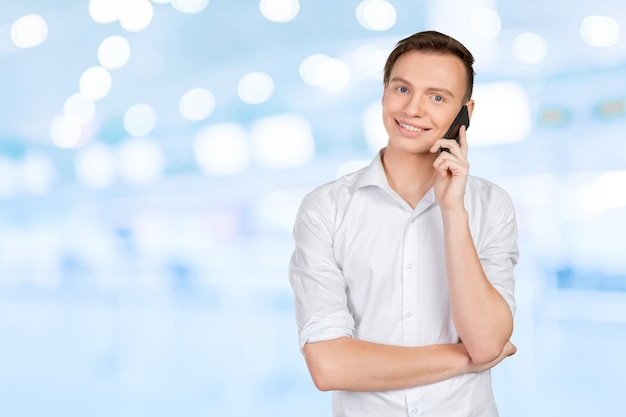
[388,76,456,99]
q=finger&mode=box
[431,138,461,155]
[458,125,468,157]
[435,156,468,179]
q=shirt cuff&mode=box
[298,310,354,353]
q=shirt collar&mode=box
[354,148,389,190]
[354,147,437,213]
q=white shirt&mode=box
[289,150,519,417]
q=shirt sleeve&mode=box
[289,188,355,353]
[478,187,519,315]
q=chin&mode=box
[388,137,431,154]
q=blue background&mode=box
[1,1,625,416]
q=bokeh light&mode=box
[89,0,122,24]
[119,0,154,32]
[64,93,96,126]
[98,35,131,70]
[251,114,315,169]
[172,0,210,14]
[260,0,300,22]
[10,14,48,48]
[123,104,158,137]
[117,138,165,184]
[352,45,388,80]
[20,154,56,195]
[580,15,621,47]
[470,8,501,39]
[79,66,112,101]
[179,88,215,121]
[238,72,274,104]
[50,117,83,149]
[299,54,351,90]
[570,171,626,219]
[470,81,532,146]
[355,0,396,31]
[194,123,251,176]
[75,144,116,188]
[513,32,548,64]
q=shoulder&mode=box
[465,175,515,213]
[299,166,367,212]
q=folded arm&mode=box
[442,207,515,364]
[433,132,519,365]
[304,336,516,392]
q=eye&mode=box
[397,86,409,94]
[432,95,443,102]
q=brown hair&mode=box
[383,30,475,102]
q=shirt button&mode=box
[406,311,413,318]
[406,263,414,270]
[411,408,419,414]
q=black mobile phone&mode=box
[440,105,470,153]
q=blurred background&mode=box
[1,0,625,416]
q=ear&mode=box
[465,99,475,119]
[381,83,389,104]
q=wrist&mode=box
[440,206,468,225]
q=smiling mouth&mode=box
[397,120,428,133]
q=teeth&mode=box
[399,122,422,132]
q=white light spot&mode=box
[259,0,300,23]
[171,0,210,14]
[98,35,131,70]
[123,104,157,137]
[362,101,387,153]
[79,66,112,101]
[513,32,548,64]
[119,0,153,32]
[299,54,351,91]
[470,8,501,39]
[580,15,620,47]
[11,14,48,48]
[179,88,215,121]
[570,171,626,219]
[64,93,96,126]
[356,0,396,31]
[251,114,315,169]
[352,45,388,80]
[238,72,274,104]
[194,123,251,176]
[152,0,171,3]
[118,138,165,184]
[470,82,531,146]
[75,144,116,189]
[51,117,83,149]
[89,0,123,24]
[20,154,56,195]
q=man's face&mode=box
[382,50,473,155]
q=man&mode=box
[289,30,519,416]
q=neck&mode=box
[381,147,437,208]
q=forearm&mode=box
[303,337,474,392]
[442,208,513,363]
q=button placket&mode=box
[401,218,419,345]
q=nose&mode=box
[403,95,424,117]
